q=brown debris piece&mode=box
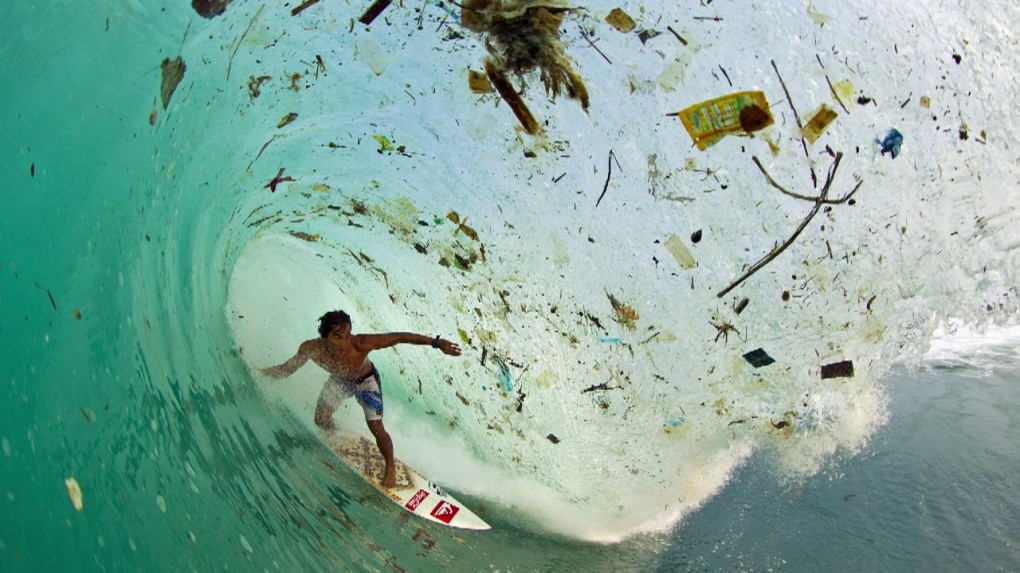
[468,69,493,93]
[802,104,838,144]
[160,57,186,110]
[605,8,636,33]
[738,105,772,133]
[248,75,271,99]
[277,112,298,128]
[192,0,233,18]
[359,0,392,25]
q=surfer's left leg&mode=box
[356,370,394,487]
[366,420,396,488]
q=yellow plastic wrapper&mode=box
[676,91,774,150]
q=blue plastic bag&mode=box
[879,128,903,158]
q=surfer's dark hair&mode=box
[318,310,351,338]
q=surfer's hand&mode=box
[436,339,461,357]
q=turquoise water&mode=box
[3,0,1019,570]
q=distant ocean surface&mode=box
[660,329,1020,572]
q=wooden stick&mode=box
[771,59,817,186]
[717,153,862,298]
[359,0,392,25]
[291,0,322,16]
[485,59,542,135]
[825,75,849,113]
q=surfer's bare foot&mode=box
[382,469,397,489]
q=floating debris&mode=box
[289,231,320,242]
[468,69,493,93]
[607,292,639,330]
[879,128,903,158]
[743,348,775,368]
[802,104,838,144]
[493,356,513,392]
[290,0,322,16]
[734,297,749,315]
[664,234,696,269]
[820,360,854,379]
[265,168,294,192]
[65,477,83,511]
[160,57,186,109]
[605,7,636,33]
[359,0,393,25]
[373,134,395,153]
[248,75,271,99]
[463,0,588,133]
[192,0,234,18]
[546,433,560,444]
[277,112,298,128]
[674,91,774,150]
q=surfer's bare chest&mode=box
[310,339,370,377]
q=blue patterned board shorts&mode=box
[317,366,383,421]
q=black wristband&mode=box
[431,336,441,348]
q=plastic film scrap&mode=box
[676,91,774,150]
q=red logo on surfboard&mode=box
[405,489,430,511]
[430,501,460,523]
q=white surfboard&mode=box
[323,432,491,531]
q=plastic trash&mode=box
[598,336,622,344]
[820,360,854,379]
[879,128,903,158]
[666,414,686,427]
[664,234,696,269]
[493,356,513,392]
[743,348,775,368]
[675,91,774,150]
[802,104,838,144]
[606,8,637,33]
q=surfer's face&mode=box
[328,322,352,343]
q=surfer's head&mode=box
[318,310,352,338]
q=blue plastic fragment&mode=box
[598,336,622,344]
[493,356,513,393]
[667,415,686,427]
[878,128,903,158]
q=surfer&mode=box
[260,310,461,488]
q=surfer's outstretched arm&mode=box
[260,340,315,379]
[355,333,462,356]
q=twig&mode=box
[247,134,279,172]
[579,28,612,65]
[825,75,848,113]
[227,5,264,80]
[751,155,860,204]
[719,65,732,86]
[717,153,862,298]
[693,16,723,21]
[595,150,620,208]
[666,26,688,45]
[771,60,817,187]
[291,0,322,16]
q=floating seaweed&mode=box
[462,0,589,133]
